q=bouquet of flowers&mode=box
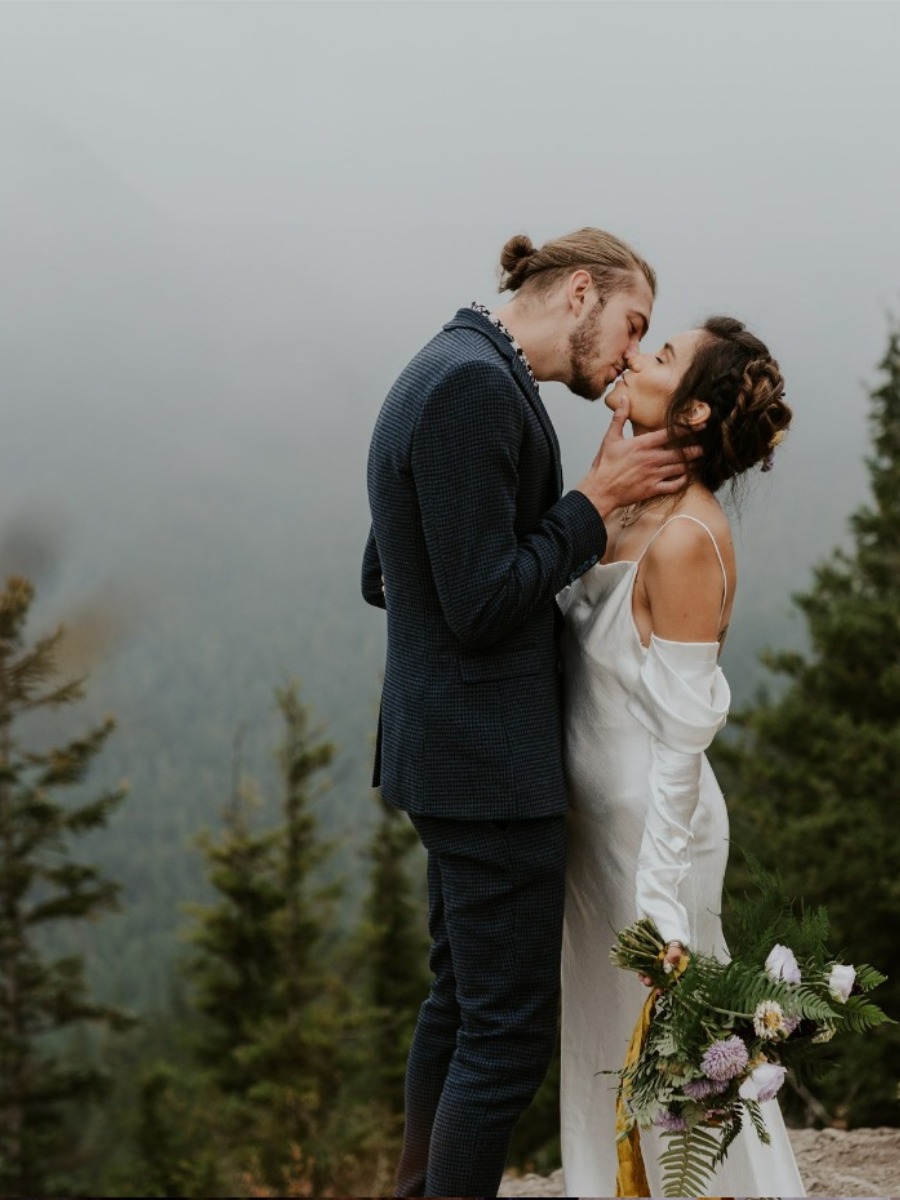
[610,862,893,1199]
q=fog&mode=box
[0,4,898,977]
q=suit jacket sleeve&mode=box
[411,360,605,650]
[361,526,387,610]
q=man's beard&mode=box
[567,303,606,401]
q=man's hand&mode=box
[575,394,702,521]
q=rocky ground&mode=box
[498,1126,900,1197]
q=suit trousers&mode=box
[396,812,567,1198]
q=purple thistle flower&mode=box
[655,1108,689,1133]
[701,1035,749,1081]
[683,1077,728,1100]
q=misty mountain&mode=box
[0,0,894,1013]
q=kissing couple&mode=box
[362,226,804,1197]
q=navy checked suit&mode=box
[363,307,606,1196]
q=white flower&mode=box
[739,1060,787,1103]
[765,944,801,986]
[812,1023,836,1043]
[753,999,787,1040]
[828,963,856,1003]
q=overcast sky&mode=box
[1,0,899,690]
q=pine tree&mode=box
[186,772,284,1096]
[355,794,429,1118]
[0,575,131,1195]
[716,324,900,1125]
[185,680,343,1190]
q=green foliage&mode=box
[70,687,433,1197]
[0,575,132,1195]
[182,680,358,1193]
[713,324,900,1125]
[659,1125,722,1198]
[609,860,892,1198]
[133,1062,232,1198]
[348,794,429,1118]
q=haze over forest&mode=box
[1,0,899,1010]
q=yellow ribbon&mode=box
[615,951,691,1199]
[615,985,656,1197]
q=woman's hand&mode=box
[639,940,685,988]
[663,939,685,969]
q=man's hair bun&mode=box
[498,234,537,291]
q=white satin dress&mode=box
[557,515,805,1198]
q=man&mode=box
[362,227,692,1197]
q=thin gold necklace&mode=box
[618,496,669,529]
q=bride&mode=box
[558,316,806,1196]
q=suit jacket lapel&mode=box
[443,309,564,495]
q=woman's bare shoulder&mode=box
[638,498,736,643]
[657,497,734,565]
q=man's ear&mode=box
[679,400,710,429]
[566,269,594,315]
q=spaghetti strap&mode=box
[635,514,729,621]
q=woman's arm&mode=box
[633,639,720,952]
[628,521,732,963]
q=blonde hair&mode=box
[498,227,657,302]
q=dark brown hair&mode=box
[498,227,657,302]
[668,316,791,493]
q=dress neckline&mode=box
[588,557,722,658]
[582,558,648,653]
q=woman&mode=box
[558,316,806,1195]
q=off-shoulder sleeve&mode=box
[625,635,731,945]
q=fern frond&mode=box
[659,1127,722,1198]
[854,963,888,992]
[837,995,895,1032]
[744,1098,772,1145]
[714,1105,743,1165]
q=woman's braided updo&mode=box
[498,228,657,302]
[668,316,792,492]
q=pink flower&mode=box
[828,963,856,1003]
[765,943,801,985]
[738,1060,787,1103]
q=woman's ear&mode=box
[679,399,710,430]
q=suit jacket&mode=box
[362,307,606,820]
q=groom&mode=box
[362,227,691,1198]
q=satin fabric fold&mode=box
[627,635,730,945]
